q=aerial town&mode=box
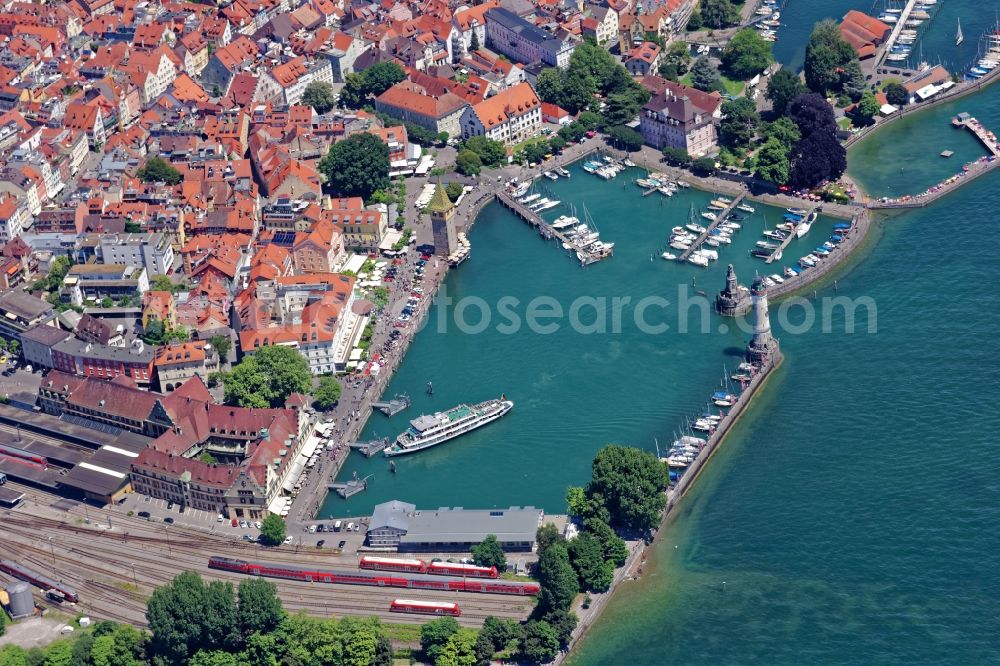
[0,0,996,662]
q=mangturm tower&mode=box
[746,274,779,363]
[715,264,751,316]
[427,183,457,258]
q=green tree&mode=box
[463,136,506,167]
[719,97,760,148]
[319,133,390,200]
[0,646,26,666]
[237,578,285,640]
[338,62,405,108]
[523,141,549,165]
[469,29,480,52]
[659,42,692,80]
[536,523,564,556]
[478,617,521,657]
[566,486,589,517]
[41,642,71,666]
[150,274,181,293]
[605,125,644,152]
[259,515,287,546]
[755,137,791,184]
[854,90,880,126]
[137,157,182,185]
[147,571,237,664]
[445,182,464,202]
[686,8,703,31]
[587,445,668,532]
[520,621,560,663]
[210,335,231,363]
[701,0,739,28]
[761,116,800,149]
[787,92,846,189]
[421,617,460,663]
[841,59,865,101]
[548,134,567,153]
[436,629,478,666]
[766,69,807,115]
[662,146,692,165]
[471,535,507,570]
[374,634,393,666]
[455,149,482,176]
[541,608,578,645]
[722,29,773,80]
[558,122,586,144]
[804,20,858,94]
[190,651,241,666]
[537,542,579,613]
[301,81,336,114]
[690,57,722,93]
[585,517,629,566]
[243,631,279,666]
[223,345,312,408]
[884,82,908,106]
[312,375,342,410]
[568,532,613,592]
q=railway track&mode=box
[0,511,531,627]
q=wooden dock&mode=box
[496,191,610,264]
[372,394,410,417]
[678,191,748,262]
[766,207,816,264]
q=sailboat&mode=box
[956,18,964,46]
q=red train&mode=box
[0,444,47,467]
[390,599,461,617]
[0,559,79,602]
[208,556,539,595]
[359,556,499,579]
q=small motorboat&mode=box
[695,248,718,261]
[661,252,677,260]
[704,238,721,247]
[543,171,558,181]
[686,223,707,234]
[669,240,690,251]
[701,212,717,221]
[757,240,779,249]
[737,203,755,213]
[687,254,709,267]
[671,226,686,235]
[787,207,808,216]
[555,167,571,178]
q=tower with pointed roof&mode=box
[715,264,750,316]
[427,183,457,257]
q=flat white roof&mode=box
[77,462,126,479]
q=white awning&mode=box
[267,493,287,515]
[280,457,307,493]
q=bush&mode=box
[455,149,482,176]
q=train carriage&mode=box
[390,599,461,617]
[359,556,427,573]
[426,561,498,579]
[0,559,79,602]
[208,557,539,595]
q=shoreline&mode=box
[557,350,785,663]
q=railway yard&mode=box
[0,483,535,629]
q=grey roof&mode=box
[0,291,54,321]
[370,500,417,531]
[21,324,73,347]
[371,500,543,544]
[487,8,558,47]
[52,337,154,363]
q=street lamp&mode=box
[47,536,55,565]
[130,563,138,588]
[164,524,171,554]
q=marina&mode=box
[497,189,614,265]
[677,192,748,263]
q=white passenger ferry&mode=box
[384,396,514,457]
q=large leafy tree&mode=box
[584,517,629,566]
[854,90,880,126]
[787,92,846,189]
[137,157,182,185]
[258,515,287,546]
[541,609,578,646]
[223,345,312,408]
[237,579,285,640]
[455,149,482,176]
[536,523,564,556]
[519,621,560,664]
[761,117,800,149]
[435,630,478,666]
[765,69,807,115]
[301,81,336,114]
[568,532,613,592]
[884,82,908,106]
[463,136,506,167]
[319,133,390,200]
[804,20,858,94]
[700,0,740,28]
[313,376,342,410]
[605,125,644,152]
[338,61,406,108]
[690,57,722,93]
[537,542,579,613]
[719,97,760,148]
[471,535,507,570]
[586,445,668,531]
[755,137,791,184]
[658,41,692,81]
[722,29,774,80]
[147,572,237,664]
[420,617,459,663]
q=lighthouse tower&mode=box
[746,274,778,362]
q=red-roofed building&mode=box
[375,80,469,138]
[839,10,891,59]
[626,41,662,76]
[461,81,541,145]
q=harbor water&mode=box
[319,167,843,519]
[569,75,1000,664]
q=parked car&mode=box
[317,540,325,548]
[283,536,294,545]
[338,540,347,549]
[137,511,151,519]
[163,517,174,524]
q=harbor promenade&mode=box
[678,191,748,262]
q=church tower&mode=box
[427,183,457,257]
[746,275,778,363]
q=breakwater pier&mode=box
[677,192,748,262]
[495,190,611,265]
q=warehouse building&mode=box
[367,500,544,552]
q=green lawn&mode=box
[511,135,550,154]
[381,622,423,645]
[837,117,853,130]
[680,73,745,97]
